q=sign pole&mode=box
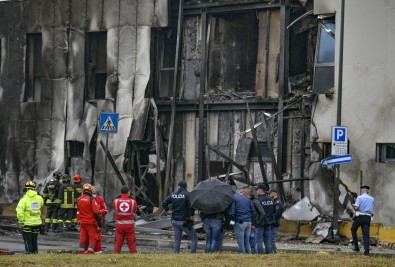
[333,164,339,239]
[103,133,109,201]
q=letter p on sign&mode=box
[333,127,347,142]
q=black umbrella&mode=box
[190,179,234,214]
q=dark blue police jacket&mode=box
[257,194,276,227]
[162,187,194,221]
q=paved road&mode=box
[1,230,394,257]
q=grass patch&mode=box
[1,252,395,267]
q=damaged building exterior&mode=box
[0,0,394,241]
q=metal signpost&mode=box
[322,125,349,240]
[98,112,119,201]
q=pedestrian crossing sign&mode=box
[99,112,119,134]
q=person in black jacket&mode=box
[248,187,265,254]
[162,180,197,253]
[269,188,284,253]
[256,183,275,254]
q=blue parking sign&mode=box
[333,127,347,142]
[99,113,119,134]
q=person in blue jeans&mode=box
[269,188,284,253]
[250,188,265,254]
[162,180,197,253]
[256,183,276,254]
[228,187,256,254]
[200,212,224,252]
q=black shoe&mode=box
[364,251,369,256]
[352,247,360,252]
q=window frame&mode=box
[313,20,335,94]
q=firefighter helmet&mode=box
[62,174,71,183]
[53,171,62,180]
[25,181,36,190]
[73,174,81,183]
[82,183,93,192]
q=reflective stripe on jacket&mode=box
[16,190,44,226]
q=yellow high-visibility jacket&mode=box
[16,189,44,226]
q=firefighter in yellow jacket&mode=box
[16,181,44,254]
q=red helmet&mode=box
[82,183,93,192]
[73,174,81,183]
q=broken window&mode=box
[157,29,176,99]
[377,143,395,162]
[208,12,258,94]
[24,33,42,102]
[85,32,107,100]
[67,141,84,158]
[313,21,335,94]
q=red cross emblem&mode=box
[119,202,130,212]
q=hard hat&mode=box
[53,171,62,180]
[62,174,71,183]
[82,183,93,192]
[25,181,36,190]
[73,174,81,183]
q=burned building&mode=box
[1,0,394,241]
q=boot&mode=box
[52,223,62,233]
[44,222,51,232]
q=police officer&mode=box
[269,188,284,253]
[351,185,374,256]
[57,174,75,231]
[162,180,197,253]
[72,174,83,230]
[42,171,63,232]
[16,181,44,254]
[256,183,275,254]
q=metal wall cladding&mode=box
[118,26,137,75]
[67,77,84,120]
[7,32,24,81]
[35,120,52,179]
[40,78,53,103]
[18,142,36,175]
[80,102,98,146]
[154,0,168,27]
[103,0,120,30]
[116,89,134,116]
[70,0,87,30]
[40,0,55,28]
[50,120,65,170]
[23,0,41,33]
[41,28,55,79]
[120,0,137,26]
[54,0,70,28]
[114,117,133,155]
[107,28,119,78]
[53,27,69,79]
[52,79,67,121]
[69,30,85,78]
[20,103,37,121]
[87,0,103,32]
[138,0,155,26]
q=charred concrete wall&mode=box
[0,0,168,203]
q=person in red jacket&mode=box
[112,185,138,254]
[92,186,107,254]
[76,183,102,254]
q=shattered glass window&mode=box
[24,33,42,102]
[313,21,335,94]
[85,32,107,100]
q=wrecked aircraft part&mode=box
[308,162,353,220]
[305,222,332,244]
[282,197,320,221]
